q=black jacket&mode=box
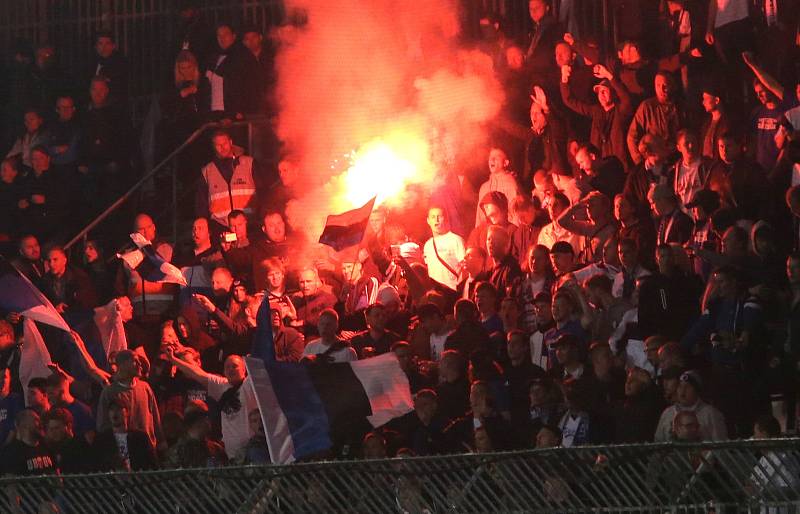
[91,429,157,472]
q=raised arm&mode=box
[742,52,784,101]
[165,346,213,384]
[69,331,111,386]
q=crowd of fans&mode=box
[0,0,799,487]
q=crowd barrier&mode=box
[2,439,799,513]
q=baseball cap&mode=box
[592,79,612,93]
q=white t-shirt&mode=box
[303,340,358,362]
[674,160,702,208]
[423,231,465,291]
[714,0,749,28]
[429,330,452,362]
[207,375,258,459]
[206,55,227,111]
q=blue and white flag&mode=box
[0,256,70,331]
[246,300,412,464]
[117,233,187,286]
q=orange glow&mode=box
[339,131,431,210]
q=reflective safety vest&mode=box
[128,271,178,318]
[202,156,257,228]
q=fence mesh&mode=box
[2,439,800,513]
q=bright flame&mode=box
[340,131,432,209]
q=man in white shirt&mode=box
[423,206,465,291]
[302,309,358,363]
[167,351,257,460]
[417,303,453,362]
[476,148,520,226]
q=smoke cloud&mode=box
[274,0,504,242]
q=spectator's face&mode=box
[701,93,719,113]
[393,346,411,371]
[536,427,560,448]
[229,214,248,239]
[505,46,524,71]
[90,80,110,106]
[500,299,519,325]
[674,413,701,441]
[551,295,571,323]
[618,243,638,269]
[414,395,437,425]
[596,85,612,107]
[108,406,128,428]
[368,212,385,234]
[212,134,234,159]
[575,148,594,173]
[586,197,606,224]
[0,161,17,184]
[547,198,567,221]
[529,383,547,406]
[341,261,362,283]
[27,387,49,411]
[316,314,338,339]
[754,83,771,106]
[24,111,43,133]
[654,75,671,103]
[530,246,549,275]
[298,270,319,296]
[474,427,493,452]
[487,149,508,174]
[223,356,246,385]
[486,229,509,260]
[45,382,67,406]
[533,300,552,326]
[591,347,613,376]
[676,381,698,407]
[555,42,574,67]
[211,269,233,296]
[84,242,99,263]
[233,285,248,303]
[483,203,504,225]
[47,250,67,276]
[549,251,573,275]
[787,257,800,285]
[161,324,180,346]
[507,335,527,362]
[55,98,76,122]
[614,196,632,222]
[114,296,133,323]
[528,0,548,22]
[116,355,141,380]
[269,309,282,329]
[278,160,298,187]
[45,419,70,444]
[624,369,648,397]
[31,150,50,173]
[20,237,41,261]
[192,218,210,246]
[677,134,698,161]
[18,411,42,438]
[427,208,448,235]
[216,26,236,50]
[134,215,157,242]
[475,288,496,315]
[266,267,285,290]
[95,36,116,58]
[718,137,739,164]
[262,213,286,243]
[242,31,263,54]
[365,306,387,331]
[464,247,486,276]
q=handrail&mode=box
[63,116,270,250]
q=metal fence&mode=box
[3,439,800,513]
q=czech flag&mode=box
[117,233,187,286]
[0,256,70,332]
[318,197,376,252]
[246,300,412,464]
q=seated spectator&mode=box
[350,303,402,358]
[6,109,48,170]
[11,234,45,282]
[648,184,693,246]
[39,246,98,314]
[654,370,727,441]
[42,407,89,474]
[537,192,583,255]
[92,399,157,471]
[20,146,76,242]
[1,409,56,477]
[46,95,81,170]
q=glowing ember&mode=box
[340,133,431,210]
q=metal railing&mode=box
[63,116,271,251]
[2,439,800,513]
